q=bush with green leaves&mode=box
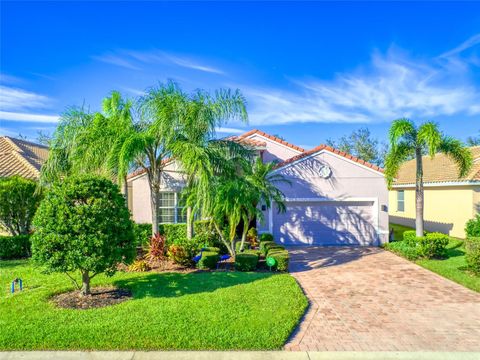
[260,241,275,255]
[242,249,261,258]
[267,250,289,271]
[465,214,480,238]
[0,235,31,259]
[31,175,135,296]
[383,241,420,260]
[259,233,274,242]
[465,237,480,274]
[235,253,258,271]
[133,223,152,247]
[266,244,286,256]
[196,251,220,270]
[403,230,418,246]
[416,233,449,259]
[0,176,42,236]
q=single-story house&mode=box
[127,129,389,246]
[0,136,49,180]
[389,146,480,239]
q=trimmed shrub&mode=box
[260,241,275,255]
[0,235,31,259]
[465,214,480,238]
[465,237,480,274]
[133,223,152,247]
[243,249,261,258]
[0,176,42,236]
[417,233,449,259]
[235,253,259,272]
[266,244,286,256]
[196,251,220,270]
[259,233,274,242]
[159,223,187,247]
[383,241,419,260]
[31,175,135,296]
[267,250,289,271]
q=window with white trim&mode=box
[158,192,186,224]
[397,190,405,212]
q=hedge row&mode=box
[0,235,31,260]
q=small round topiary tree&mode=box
[32,175,135,296]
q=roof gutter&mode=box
[392,181,480,188]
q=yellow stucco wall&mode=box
[389,185,479,238]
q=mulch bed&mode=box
[51,286,132,310]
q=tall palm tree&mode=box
[385,118,472,236]
[40,92,135,204]
[119,82,249,235]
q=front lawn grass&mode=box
[386,223,480,292]
[0,260,307,350]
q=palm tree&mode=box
[119,81,249,235]
[40,92,135,204]
[237,158,288,251]
[169,88,249,238]
[385,118,473,236]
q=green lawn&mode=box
[386,223,480,292]
[0,260,307,350]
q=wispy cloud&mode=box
[92,53,141,70]
[93,49,225,75]
[244,44,480,125]
[439,33,480,58]
[0,85,59,123]
[0,111,59,123]
[0,85,52,110]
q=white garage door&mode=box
[273,200,378,246]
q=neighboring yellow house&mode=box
[389,146,480,239]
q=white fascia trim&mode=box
[273,149,384,176]
[245,133,303,154]
[392,181,480,188]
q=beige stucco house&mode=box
[127,129,390,246]
[389,146,480,238]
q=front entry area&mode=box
[272,200,378,246]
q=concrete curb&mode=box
[1,352,479,360]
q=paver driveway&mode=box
[284,246,480,351]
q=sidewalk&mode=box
[1,352,479,360]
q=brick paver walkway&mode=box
[284,246,480,352]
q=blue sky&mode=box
[1,1,479,149]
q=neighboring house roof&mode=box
[275,144,384,174]
[0,136,49,180]
[393,146,480,185]
[235,129,305,153]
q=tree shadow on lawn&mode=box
[114,271,274,299]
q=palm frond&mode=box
[439,136,473,178]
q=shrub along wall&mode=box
[0,235,31,259]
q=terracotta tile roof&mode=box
[0,136,49,180]
[394,146,480,185]
[225,135,267,148]
[236,129,305,152]
[275,144,384,173]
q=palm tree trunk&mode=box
[150,190,160,236]
[239,217,250,252]
[186,207,193,239]
[415,147,424,237]
[123,176,129,207]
